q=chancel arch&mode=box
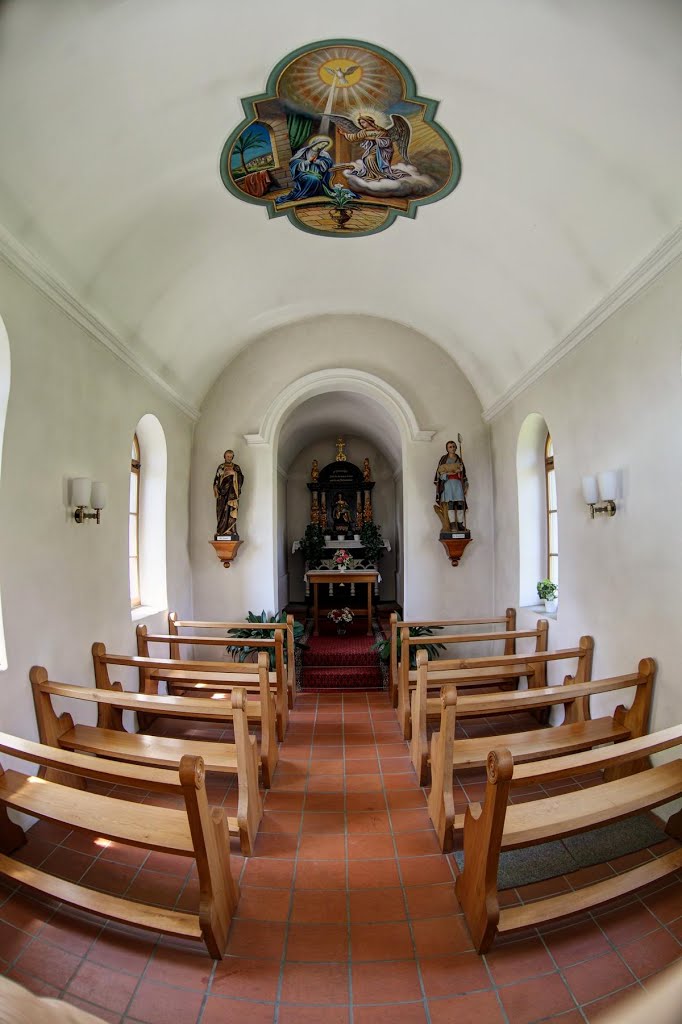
[276,387,404,612]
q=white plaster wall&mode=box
[286,435,397,604]
[0,261,194,747]
[191,315,494,622]
[491,259,682,730]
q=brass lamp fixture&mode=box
[581,471,617,518]
[72,478,106,524]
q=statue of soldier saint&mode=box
[213,449,244,539]
[434,439,469,536]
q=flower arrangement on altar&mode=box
[333,548,352,570]
[328,607,354,625]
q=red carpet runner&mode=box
[301,622,384,691]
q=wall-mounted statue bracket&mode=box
[439,536,472,567]
[210,539,242,568]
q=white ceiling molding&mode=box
[244,368,436,448]
[483,224,682,422]
[0,225,200,422]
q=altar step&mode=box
[300,626,384,691]
[301,665,383,691]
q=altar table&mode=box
[304,570,380,637]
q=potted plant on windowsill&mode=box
[537,579,558,613]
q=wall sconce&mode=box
[72,478,106,524]
[582,471,618,518]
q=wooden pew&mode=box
[91,645,278,786]
[397,617,548,737]
[405,634,592,748]
[169,612,297,711]
[138,625,288,740]
[389,608,518,708]
[0,732,240,958]
[455,726,682,952]
[427,659,655,850]
[31,668,263,855]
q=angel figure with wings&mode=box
[330,113,411,181]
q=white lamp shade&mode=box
[597,470,618,501]
[91,481,107,510]
[72,477,92,507]
[581,475,599,504]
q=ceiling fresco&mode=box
[220,39,461,238]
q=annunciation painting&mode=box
[220,39,461,238]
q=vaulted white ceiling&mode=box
[0,1,680,414]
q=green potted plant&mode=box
[359,521,384,564]
[372,620,446,669]
[537,578,558,613]
[226,610,306,669]
[299,523,326,564]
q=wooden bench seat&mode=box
[138,626,288,739]
[91,644,278,786]
[0,732,239,958]
[388,609,519,707]
[31,669,264,854]
[409,638,594,772]
[455,725,682,952]
[426,659,655,851]
[168,612,297,711]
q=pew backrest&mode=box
[168,612,296,709]
[387,606,516,704]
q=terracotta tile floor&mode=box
[1,691,681,1023]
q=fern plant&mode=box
[226,610,306,669]
[372,619,446,669]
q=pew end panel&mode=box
[30,666,86,790]
[426,685,458,852]
[178,754,239,957]
[455,748,514,954]
[602,657,655,781]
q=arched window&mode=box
[130,415,168,618]
[545,433,558,586]
[517,413,558,607]
[129,434,141,608]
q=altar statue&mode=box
[332,492,353,534]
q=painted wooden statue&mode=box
[434,439,468,533]
[213,449,244,538]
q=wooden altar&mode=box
[305,569,379,637]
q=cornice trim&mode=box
[483,224,682,422]
[0,226,200,422]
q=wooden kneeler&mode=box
[0,734,239,958]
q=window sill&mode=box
[131,605,167,623]
[521,602,558,620]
